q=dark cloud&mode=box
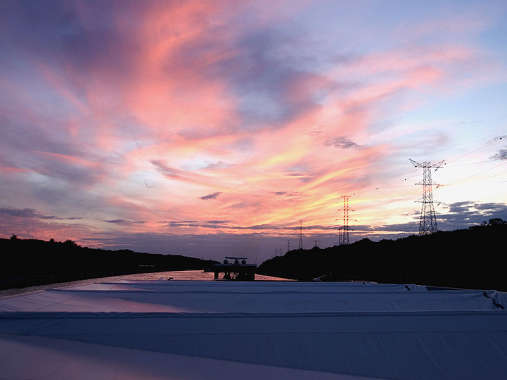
[383,201,507,233]
[170,220,232,229]
[151,160,181,179]
[169,221,200,228]
[151,160,210,187]
[491,149,507,160]
[272,191,301,199]
[0,208,55,219]
[33,154,104,186]
[200,192,222,200]
[473,202,507,211]
[0,207,81,221]
[0,109,117,189]
[0,114,75,158]
[201,27,348,129]
[375,222,419,233]
[325,137,360,149]
[447,201,507,222]
[0,1,144,84]
[447,201,474,213]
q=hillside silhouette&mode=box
[0,237,216,290]
[258,219,507,290]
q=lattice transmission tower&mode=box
[410,159,445,235]
[338,195,351,245]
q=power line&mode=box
[440,160,506,189]
[410,159,445,234]
[371,135,505,194]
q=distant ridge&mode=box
[258,219,507,291]
[0,237,216,290]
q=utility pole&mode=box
[287,239,290,253]
[410,159,445,234]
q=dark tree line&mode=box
[258,219,507,290]
[0,237,216,290]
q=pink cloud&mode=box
[1,0,504,250]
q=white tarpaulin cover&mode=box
[1,271,507,379]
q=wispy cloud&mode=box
[325,137,360,149]
[200,192,222,200]
[0,0,505,260]
[0,208,55,219]
[0,208,81,221]
[104,219,145,225]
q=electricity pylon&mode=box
[338,195,351,245]
[410,159,445,234]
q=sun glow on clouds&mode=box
[0,1,506,258]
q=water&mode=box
[123,270,288,281]
[0,270,289,298]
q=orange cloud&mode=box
[1,0,502,252]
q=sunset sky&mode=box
[1,0,506,261]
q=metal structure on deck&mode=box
[204,256,256,281]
